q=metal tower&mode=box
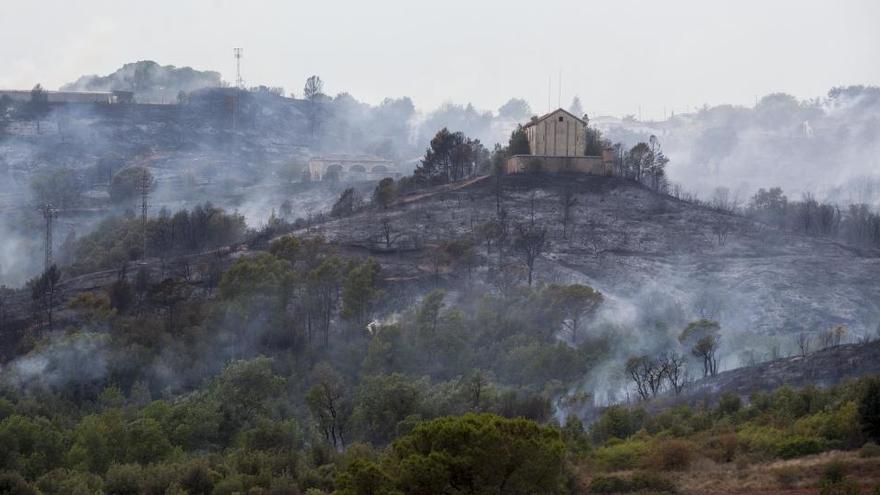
[233,48,244,89]
[39,204,57,270]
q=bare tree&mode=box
[559,185,577,239]
[380,217,396,249]
[513,221,547,286]
[794,333,811,357]
[626,356,665,400]
[661,352,687,395]
[625,356,652,401]
[712,215,733,246]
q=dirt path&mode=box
[394,175,489,205]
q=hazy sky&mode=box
[2,0,878,118]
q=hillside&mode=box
[302,173,880,360]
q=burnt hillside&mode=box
[304,173,880,354]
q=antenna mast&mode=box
[233,47,244,89]
[232,48,243,134]
[39,204,57,270]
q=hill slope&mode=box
[307,174,880,362]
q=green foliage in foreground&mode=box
[587,377,880,473]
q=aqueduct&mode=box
[308,155,402,181]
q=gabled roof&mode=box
[523,107,586,128]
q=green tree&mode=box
[331,188,361,218]
[859,378,880,442]
[353,373,423,445]
[30,168,82,209]
[306,364,352,451]
[392,413,567,495]
[27,83,49,133]
[218,253,293,302]
[508,125,530,156]
[269,236,302,265]
[341,259,383,332]
[544,284,604,343]
[373,178,397,209]
[212,357,284,433]
[334,458,398,495]
[679,319,721,377]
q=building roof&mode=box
[523,107,586,128]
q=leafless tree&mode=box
[559,185,577,239]
[626,356,652,401]
[712,215,733,246]
[513,221,548,286]
[661,352,687,395]
[794,333,811,357]
[626,355,665,400]
[380,217,396,249]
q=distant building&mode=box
[505,108,614,175]
[0,89,133,104]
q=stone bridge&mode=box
[308,154,404,181]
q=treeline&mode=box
[746,187,880,248]
[65,203,247,275]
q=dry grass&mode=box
[674,450,880,494]
[576,450,880,494]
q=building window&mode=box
[558,116,564,122]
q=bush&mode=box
[591,439,649,472]
[704,433,738,463]
[777,436,823,459]
[646,438,694,471]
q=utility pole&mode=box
[139,168,151,260]
[232,48,243,134]
[39,203,57,271]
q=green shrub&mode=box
[591,439,649,472]
[777,436,823,459]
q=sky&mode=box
[2,0,879,118]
